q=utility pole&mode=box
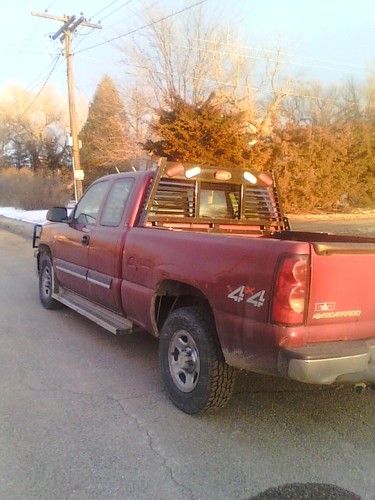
[31,11,101,200]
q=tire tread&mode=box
[159,305,236,414]
[39,253,62,310]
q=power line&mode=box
[103,0,159,30]
[194,38,369,73]
[27,56,63,90]
[110,61,362,105]
[2,49,53,55]
[74,0,135,52]
[73,43,363,106]
[2,54,63,109]
[15,1,58,55]
[19,55,62,116]
[45,1,57,10]
[75,1,134,50]
[99,0,135,22]
[172,43,367,77]
[90,0,124,20]
[75,0,208,55]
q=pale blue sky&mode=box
[1,0,374,103]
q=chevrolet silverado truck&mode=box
[33,161,375,414]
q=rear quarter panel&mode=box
[121,227,310,367]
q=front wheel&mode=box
[159,306,236,414]
[39,254,62,310]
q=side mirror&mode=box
[46,207,68,222]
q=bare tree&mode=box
[0,84,69,171]
[119,6,296,150]
[121,7,259,114]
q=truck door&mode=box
[53,180,109,298]
[87,177,134,312]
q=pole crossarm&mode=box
[31,11,68,22]
[31,11,102,30]
[80,20,102,29]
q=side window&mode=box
[100,178,134,227]
[74,181,109,225]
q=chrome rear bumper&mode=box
[279,339,375,385]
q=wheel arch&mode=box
[37,243,52,272]
[152,279,217,338]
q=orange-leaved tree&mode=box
[144,94,259,170]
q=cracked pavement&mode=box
[0,229,374,499]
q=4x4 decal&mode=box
[227,286,266,308]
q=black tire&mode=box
[159,306,236,414]
[39,254,62,310]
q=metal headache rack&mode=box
[143,161,289,234]
[150,179,195,218]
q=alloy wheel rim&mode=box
[168,329,200,392]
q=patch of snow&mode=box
[0,207,47,225]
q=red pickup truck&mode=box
[34,161,375,414]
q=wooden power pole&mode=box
[31,11,102,200]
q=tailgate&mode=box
[307,241,375,342]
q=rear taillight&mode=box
[271,255,310,325]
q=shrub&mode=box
[0,167,70,210]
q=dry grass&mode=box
[0,167,70,210]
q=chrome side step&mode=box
[53,288,133,335]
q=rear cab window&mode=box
[199,183,240,219]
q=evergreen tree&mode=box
[80,76,131,185]
[144,81,375,213]
[144,94,255,170]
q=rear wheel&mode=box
[159,306,236,414]
[39,254,62,310]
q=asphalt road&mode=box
[0,228,375,499]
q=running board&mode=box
[53,288,133,335]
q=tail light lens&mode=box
[271,255,310,325]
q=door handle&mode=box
[81,234,90,246]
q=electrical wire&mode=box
[28,54,63,89]
[73,0,134,52]
[74,0,208,55]
[90,0,125,20]
[2,53,63,109]
[73,2,135,52]
[99,0,135,22]
[19,55,62,116]
[194,38,369,73]
[15,1,57,57]
[101,60,362,105]
[170,43,367,77]
[3,49,53,55]
[45,1,57,10]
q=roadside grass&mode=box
[0,167,70,210]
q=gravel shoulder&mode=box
[0,216,34,240]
